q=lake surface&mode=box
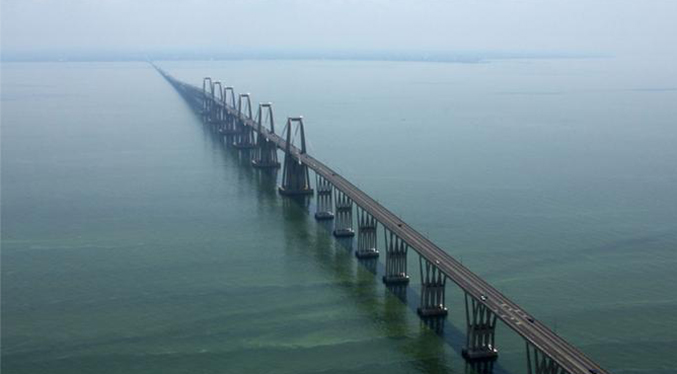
[2,58,676,374]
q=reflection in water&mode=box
[281,194,311,212]
[386,284,408,303]
[334,236,354,251]
[277,199,455,373]
[421,316,446,335]
[358,257,378,275]
[315,219,334,234]
[408,327,449,374]
[465,359,495,374]
[194,110,505,374]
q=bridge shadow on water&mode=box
[193,114,513,374]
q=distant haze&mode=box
[2,0,677,61]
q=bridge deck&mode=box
[159,69,610,374]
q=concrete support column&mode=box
[315,175,335,220]
[383,231,410,285]
[417,257,448,317]
[526,342,567,374]
[356,208,378,258]
[222,113,238,135]
[333,191,354,237]
[463,293,498,361]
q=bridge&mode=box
[154,65,611,374]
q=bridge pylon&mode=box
[233,93,256,149]
[220,87,240,136]
[202,77,214,121]
[278,117,313,196]
[212,81,224,126]
[463,293,499,361]
[355,207,379,258]
[333,190,355,237]
[382,231,410,285]
[252,103,280,168]
[417,257,448,317]
[315,174,334,220]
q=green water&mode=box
[2,59,676,374]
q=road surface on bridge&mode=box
[160,69,610,374]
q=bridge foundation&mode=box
[417,257,448,317]
[526,342,566,374]
[234,120,256,148]
[207,106,219,124]
[279,117,313,196]
[333,191,355,237]
[221,113,240,136]
[463,293,498,361]
[315,174,334,220]
[279,159,313,195]
[383,231,410,285]
[356,208,378,258]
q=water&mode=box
[2,58,676,374]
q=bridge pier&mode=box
[279,117,313,196]
[526,342,567,374]
[234,119,255,148]
[252,103,280,168]
[417,257,448,317]
[355,208,378,258]
[315,174,334,220]
[208,103,219,124]
[333,190,355,237]
[382,231,410,285]
[421,315,446,334]
[233,93,256,149]
[463,293,499,361]
[222,112,240,136]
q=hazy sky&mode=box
[2,0,676,58]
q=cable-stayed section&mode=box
[154,65,612,374]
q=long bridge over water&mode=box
[154,65,610,374]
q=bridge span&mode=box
[155,65,611,374]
